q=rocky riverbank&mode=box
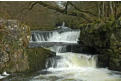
[78,19,121,71]
[0,19,55,76]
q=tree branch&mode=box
[28,1,93,22]
[38,2,65,13]
[28,2,39,10]
[68,2,97,17]
[64,1,69,14]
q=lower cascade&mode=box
[30,30,121,81]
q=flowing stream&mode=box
[30,28,121,81]
[30,30,80,43]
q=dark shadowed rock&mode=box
[78,20,121,71]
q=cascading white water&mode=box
[47,53,97,70]
[30,29,121,81]
[30,30,80,43]
[31,52,121,81]
[48,31,80,43]
[49,46,67,53]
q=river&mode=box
[29,29,121,81]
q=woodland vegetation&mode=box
[0,1,121,29]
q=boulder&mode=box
[0,19,30,73]
[0,19,55,74]
[26,47,55,72]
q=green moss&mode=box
[26,47,54,72]
[79,20,121,71]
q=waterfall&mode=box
[46,45,97,69]
[47,53,97,69]
[30,30,80,43]
[30,29,121,81]
[49,46,67,53]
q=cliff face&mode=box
[78,20,121,71]
[0,19,55,73]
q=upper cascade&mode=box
[30,30,80,43]
[30,22,80,43]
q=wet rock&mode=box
[26,47,55,72]
[78,20,121,71]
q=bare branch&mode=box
[64,1,69,14]
[68,2,97,17]
[28,2,39,10]
[28,1,93,22]
[38,2,65,13]
[68,12,92,22]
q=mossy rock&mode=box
[0,19,31,73]
[109,56,121,71]
[79,20,121,71]
[26,47,55,72]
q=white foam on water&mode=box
[0,74,5,79]
[2,71,10,76]
[49,46,67,53]
[30,30,80,43]
[31,53,121,81]
[30,29,121,81]
[0,71,10,80]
